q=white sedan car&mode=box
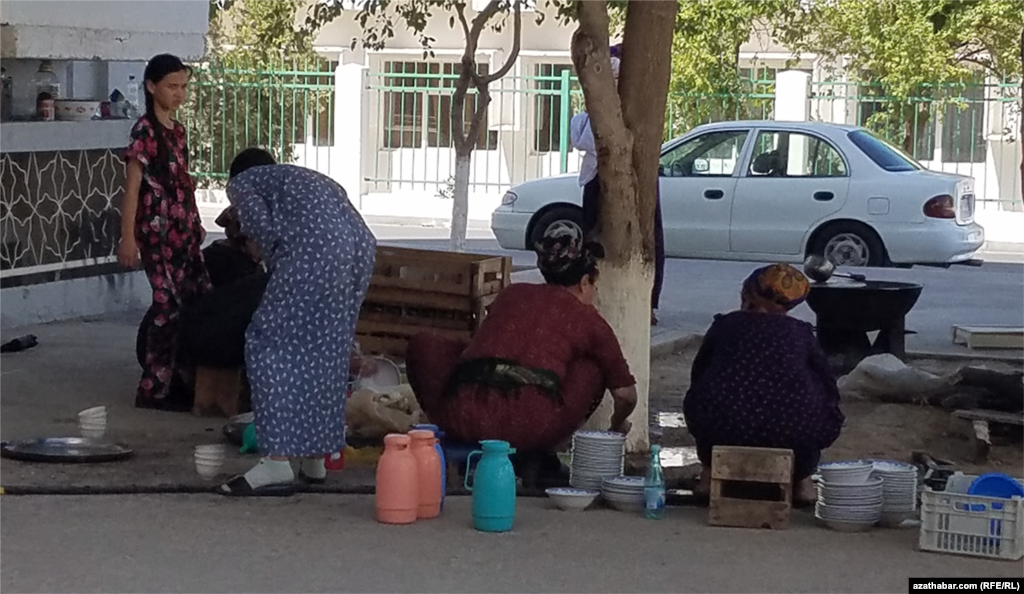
[492,121,984,267]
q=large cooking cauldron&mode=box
[806,280,923,363]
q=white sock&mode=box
[300,457,327,480]
[243,457,294,489]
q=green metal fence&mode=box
[810,78,1022,208]
[363,62,777,196]
[184,56,336,189]
[182,59,1020,209]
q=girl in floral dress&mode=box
[118,54,211,411]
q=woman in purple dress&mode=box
[684,264,844,503]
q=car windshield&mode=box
[848,130,922,172]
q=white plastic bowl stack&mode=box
[870,460,918,525]
[815,461,882,532]
[194,444,226,479]
[569,430,625,490]
[78,406,107,440]
[601,476,645,513]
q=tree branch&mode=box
[483,1,522,83]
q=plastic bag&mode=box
[346,385,425,441]
[837,354,949,400]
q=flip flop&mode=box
[297,471,325,485]
[219,475,296,497]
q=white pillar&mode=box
[333,60,367,209]
[774,70,811,122]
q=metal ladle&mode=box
[803,255,867,283]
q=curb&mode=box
[651,331,704,359]
[361,214,492,231]
[905,350,1023,364]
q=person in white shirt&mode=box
[569,46,665,325]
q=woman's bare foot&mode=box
[794,476,817,504]
[694,465,711,497]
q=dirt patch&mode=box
[649,340,1023,476]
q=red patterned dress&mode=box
[125,116,211,411]
[406,283,635,451]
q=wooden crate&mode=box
[709,446,794,530]
[357,247,512,360]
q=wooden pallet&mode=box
[357,247,512,360]
[709,446,794,530]
[193,366,242,418]
[951,325,1024,350]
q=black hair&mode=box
[535,234,604,287]
[142,54,191,190]
[229,148,277,179]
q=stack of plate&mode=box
[601,476,645,513]
[569,430,625,490]
[871,460,918,523]
[815,475,884,532]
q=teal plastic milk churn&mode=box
[465,439,517,532]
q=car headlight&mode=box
[501,191,517,206]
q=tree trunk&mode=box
[449,151,472,252]
[571,0,676,453]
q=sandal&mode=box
[297,470,325,485]
[219,475,296,497]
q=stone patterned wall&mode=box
[0,149,124,273]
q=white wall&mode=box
[0,0,209,60]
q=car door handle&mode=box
[704,189,724,200]
[814,191,834,202]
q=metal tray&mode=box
[0,437,133,463]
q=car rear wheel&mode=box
[528,206,583,248]
[810,222,887,268]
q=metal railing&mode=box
[184,56,336,189]
[181,60,1020,209]
[810,78,1022,208]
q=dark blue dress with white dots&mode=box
[227,165,376,457]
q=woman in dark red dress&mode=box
[684,264,844,503]
[118,54,211,411]
[406,235,637,453]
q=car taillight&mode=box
[501,191,517,206]
[924,195,956,219]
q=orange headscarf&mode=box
[741,264,810,313]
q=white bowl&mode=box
[81,428,106,440]
[817,515,877,533]
[195,444,227,455]
[55,100,101,121]
[546,488,599,511]
[819,461,873,485]
[195,462,222,479]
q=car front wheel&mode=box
[810,222,887,268]
[528,206,584,248]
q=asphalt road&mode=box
[369,225,1023,355]
[2,494,1020,593]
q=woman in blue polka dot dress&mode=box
[220,149,376,495]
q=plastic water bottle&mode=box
[125,75,140,118]
[644,444,666,519]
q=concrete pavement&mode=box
[2,494,1020,593]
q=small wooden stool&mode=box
[193,366,243,418]
[709,446,794,530]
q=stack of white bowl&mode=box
[569,430,625,490]
[78,407,107,440]
[194,444,226,479]
[601,476,645,513]
[815,461,883,532]
[870,460,918,525]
